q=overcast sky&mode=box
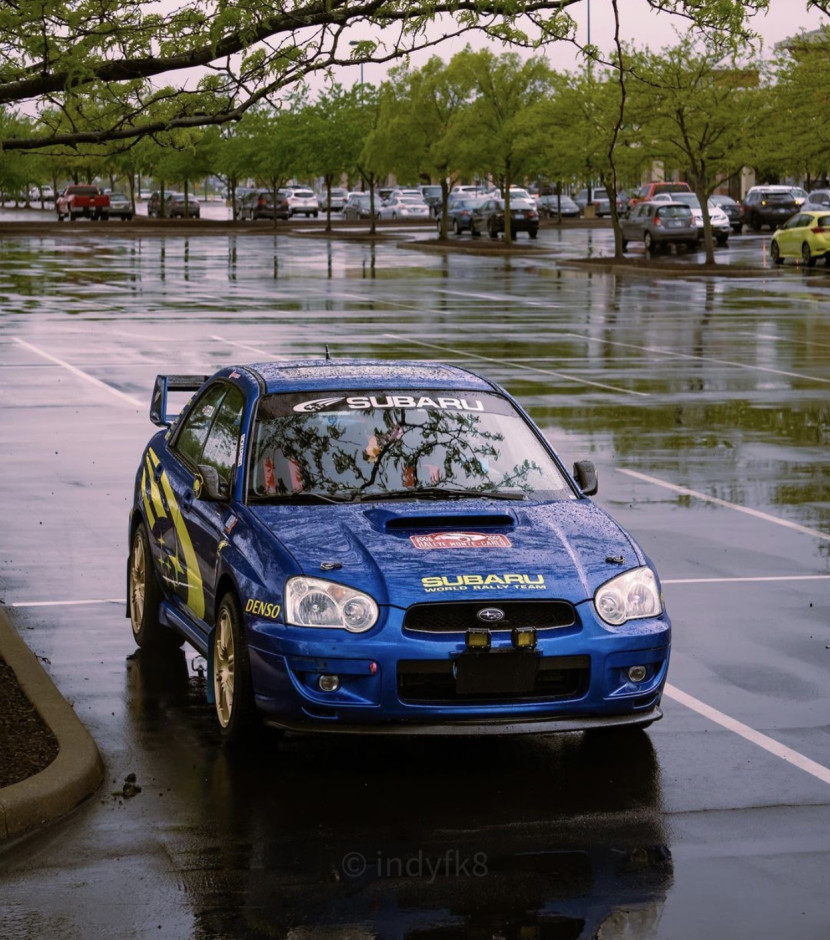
[352,0,828,85]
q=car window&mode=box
[199,387,245,491]
[657,205,691,219]
[248,390,574,502]
[175,384,244,486]
[817,215,830,228]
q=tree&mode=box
[626,36,759,262]
[445,48,554,244]
[0,1,770,152]
[304,83,367,231]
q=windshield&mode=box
[247,390,574,503]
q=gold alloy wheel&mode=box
[213,606,235,728]
[129,531,145,636]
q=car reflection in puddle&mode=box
[126,649,672,940]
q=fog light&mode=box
[627,665,648,683]
[466,628,491,651]
[318,674,341,692]
[512,626,537,650]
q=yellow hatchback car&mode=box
[770,210,830,267]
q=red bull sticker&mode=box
[410,532,512,550]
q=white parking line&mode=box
[210,334,280,357]
[665,684,830,786]
[619,468,830,541]
[10,599,123,607]
[12,337,144,408]
[663,575,830,584]
[384,333,650,397]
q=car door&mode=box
[161,382,246,630]
[777,213,807,255]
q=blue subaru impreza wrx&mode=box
[127,359,670,742]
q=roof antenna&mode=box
[325,344,331,361]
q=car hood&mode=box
[250,499,642,609]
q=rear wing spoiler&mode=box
[150,374,209,427]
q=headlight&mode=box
[594,567,662,626]
[285,577,379,633]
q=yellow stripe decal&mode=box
[158,466,205,621]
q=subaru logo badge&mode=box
[477,607,505,623]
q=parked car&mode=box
[479,196,539,239]
[418,184,444,217]
[377,193,431,220]
[627,181,691,213]
[802,189,830,210]
[789,186,808,206]
[770,210,830,267]
[342,192,374,220]
[536,194,580,219]
[107,192,134,220]
[573,187,611,217]
[436,195,486,235]
[238,190,290,221]
[127,359,671,741]
[742,186,798,231]
[165,192,201,218]
[652,193,731,244]
[709,194,744,234]
[620,201,699,252]
[323,187,350,212]
[282,187,319,217]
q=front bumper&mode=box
[246,604,670,735]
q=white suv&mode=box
[281,187,319,217]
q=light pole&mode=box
[348,41,364,95]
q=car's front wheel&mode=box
[213,592,259,744]
[771,241,783,265]
[129,524,181,651]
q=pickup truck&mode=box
[56,185,110,221]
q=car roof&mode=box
[233,359,499,395]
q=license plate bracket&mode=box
[454,650,540,695]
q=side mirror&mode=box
[573,460,598,496]
[196,464,225,501]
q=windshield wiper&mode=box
[355,487,526,503]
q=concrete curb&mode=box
[0,608,104,842]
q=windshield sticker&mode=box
[422,573,545,593]
[411,533,513,550]
[293,394,486,413]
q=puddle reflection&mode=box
[127,650,672,940]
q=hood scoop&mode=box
[364,507,516,532]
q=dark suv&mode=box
[237,190,290,221]
[742,187,798,231]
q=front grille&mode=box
[403,600,576,634]
[398,655,590,704]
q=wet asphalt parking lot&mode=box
[0,210,828,940]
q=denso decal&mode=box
[411,532,512,550]
[421,573,545,593]
[245,598,282,619]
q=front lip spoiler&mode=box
[264,705,662,737]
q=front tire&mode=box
[129,524,180,651]
[212,592,259,744]
[771,241,783,265]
